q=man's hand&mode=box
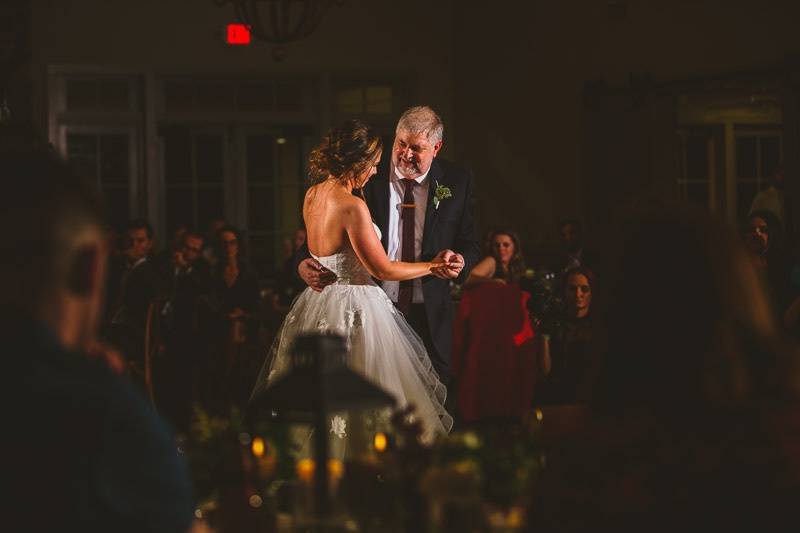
[431,249,465,279]
[298,257,337,292]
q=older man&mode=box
[299,106,480,388]
[0,134,195,532]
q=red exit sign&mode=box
[226,23,251,45]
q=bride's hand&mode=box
[298,258,337,292]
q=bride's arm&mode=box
[345,200,439,281]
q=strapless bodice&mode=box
[310,223,381,286]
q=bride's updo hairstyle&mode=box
[308,119,382,186]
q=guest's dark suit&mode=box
[110,258,161,365]
[362,157,481,384]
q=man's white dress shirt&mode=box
[382,163,430,304]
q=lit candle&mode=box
[295,458,345,487]
[296,458,315,484]
[373,432,388,453]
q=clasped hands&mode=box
[430,249,464,279]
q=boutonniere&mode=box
[432,181,453,210]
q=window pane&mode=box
[102,188,130,230]
[66,80,97,110]
[685,136,708,180]
[336,87,363,114]
[247,134,275,182]
[197,187,225,232]
[760,136,781,178]
[166,187,195,233]
[365,86,392,114]
[164,81,194,112]
[237,82,274,111]
[66,134,98,181]
[195,134,224,183]
[163,127,192,184]
[99,134,129,184]
[98,81,130,110]
[738,182,759,221]
[248,186,275,231]
[736,137,757,179]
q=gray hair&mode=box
[396,106,444,144]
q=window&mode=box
[161,125,226,234]
[53,73,141,231]
[677,131,715,210]
[735,131,782,221]
[243,130,306,273]
[334,84,394,116]
[65,129,136,230]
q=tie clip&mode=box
[401,203,416,208]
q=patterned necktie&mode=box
[398,179,417,314]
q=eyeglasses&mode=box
[222,239,238,246]
[183,245,202,254]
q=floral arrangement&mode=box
[522,267,564,335]
[184,405,544,532]
[186,406,293,523]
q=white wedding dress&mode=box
[253,224,452,444]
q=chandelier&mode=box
[215,0,339,60]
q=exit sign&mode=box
[226,24,251,45]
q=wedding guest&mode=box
[743,209,792,313]
[535,266,598,405]
[108,219,161,374]
[202,216,227,267]
[454,228,535,422]
[464,228,525,287]
[206,225,260,411]
[528,206,800,533]
[1,135,195,532]
[157,228,213,432]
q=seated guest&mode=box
[742,209,792,314]
[0,134,195,532]
[528,206,800,533]
[535,266,598,405]
[465,228,526,286]
[109,219,161,372]
[157,228,212,432]
[453,229,536,423]
[205,225,260,412]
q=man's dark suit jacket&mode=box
[297,156,480,379]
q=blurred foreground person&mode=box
[529,205,800,533]
[0,131,195,532]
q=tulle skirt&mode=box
[253,283,452,444]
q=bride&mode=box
[253,119,454,442]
